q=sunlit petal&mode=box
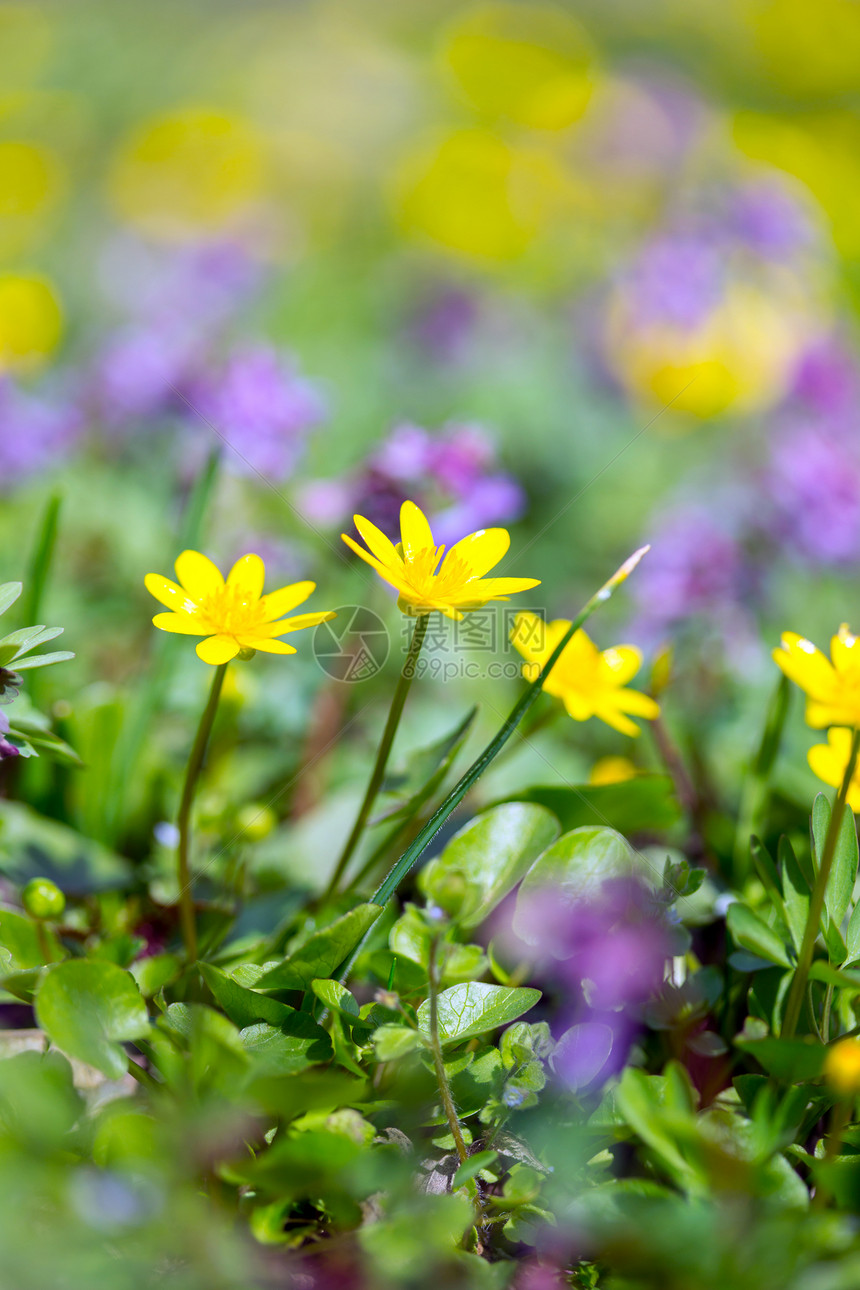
[226,553,265,600]
[354,515,401,567]
[145,573,198,614]
[400,500,435,560]
[260,581,316,621]
[175,549,224,599]
[598,645,642,687]
[444,528,509,578]
[241,637,298,655]
[196,634,240,664]
[152,612,207,636]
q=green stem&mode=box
[176,662,228,962]
[782,726,860,1039]
[427,938,469,1167]
[371,547,648,908]
[814,1099,851,1209]
[323,613,429,902]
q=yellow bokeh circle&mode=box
[109,106,265,240]
[0,272,62,369]
[443,2,595,130]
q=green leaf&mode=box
[419,802,559,930]
[734,1035,826,1081]
[310,977,360,1018]
[35,960,150,1079]
[373,1024,424,1061]
[0,582,22,617]
[779,836,810,953]
[453,1151,498,1188]
[0,908,61,970]
[199,961,296,1028]
[514,826,632,943]
[825,804,859,933]
[240,1015,333,1074]
[508,775,681,835]
[808,961,860,991]
[416,982,541,1047]
[0,801,131,891]
[257,904,382,991]
[614,1067,698,1187]
[846,899,860,965]
[726,902,791,968]
[13,650,74,671]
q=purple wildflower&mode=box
[767,422,860,564]
[94,327,197,427]
[185,345,325,480]
[790,335,860,421]
[624,230,724,330]
[730,178,814,260]
[0,711,19,761]
[407,286,479,364]
[0,378,82,488]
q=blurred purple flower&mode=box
[624,231,724,330]
[185,346,326,480]
[300,420,525,540]
[0,712,19,761]
[629,503,752,644]
[93,327,197,427]
[790,335,860,421]
[407,286,479,364]
[0,378,82,487]
[767,422,860,564]
[730,179,813,260]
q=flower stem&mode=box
[427,938,469,1167]
[782,726,860,1040]
[176,662,228,962]
[323,613,428,902]
[371,547,649,908]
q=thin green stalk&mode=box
[427,938,469,1167]
[323,613,429,901]
[782,726,860,1039]
[23,492,61,625]
[371,547,649,907]
[176,663,228,962]
[814,1099,851,1209]
[733,674,791,876]
[333,547,650,989]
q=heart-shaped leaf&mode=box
[416,982,540,1047]
[35,960,150,1079]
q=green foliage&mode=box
[35,960,150,1079]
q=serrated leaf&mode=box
[257,904,382,991]
[726,902,791,967]
[35,960,150,1080]
[416,982,541,1047]
[199,961,296,1029]
[420,802,559,930]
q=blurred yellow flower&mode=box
[605,282,805,419]
[0,141,63,256]
[0,273,61,368]
[773,624,860,728]
[808,728,860,809]
[395,128,577,262]
[443,3,594,130]
[511,615,659,736]
[825,1037,860,1097]
[744,0,860,98]
[109,106,265,240]
[145,550,335,665]
[589,755,638,786]
[342,500,539,621]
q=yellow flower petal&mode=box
[354,515,401,567]
[400,500,435,560]
[260,581,316,621]
[598,645,642,687]
[226,553,265,600]
[450,575,540,603]
[145,573,197,614]
[444,528,510,578]
[773,633,835,699]
[831,623,860,673]
[196,634,241,664]
[176,549,224,599]
[342,533,413,595]
[593,705,642,737]
[152,612,207,636]
[254,610,336,637]
[808,741,843,789]
[562,690,595,721]
[614,689,660,719]
[240,637,297,655]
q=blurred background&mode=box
[1,0,859,869]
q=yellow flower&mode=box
[0,273,62,369]
[808,728,860,809]
[589,755,638,786]
[145,550,335,665]
[825,1037,860,1097]
[341,500,539,621]
[511,614,659,736]
[773,624,860,728]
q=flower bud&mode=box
[825,1037,860,1096]
[22,877,65,921]
[235,803,277,842]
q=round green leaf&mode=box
[416,982,541,1047]
[35,959,150,1079]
